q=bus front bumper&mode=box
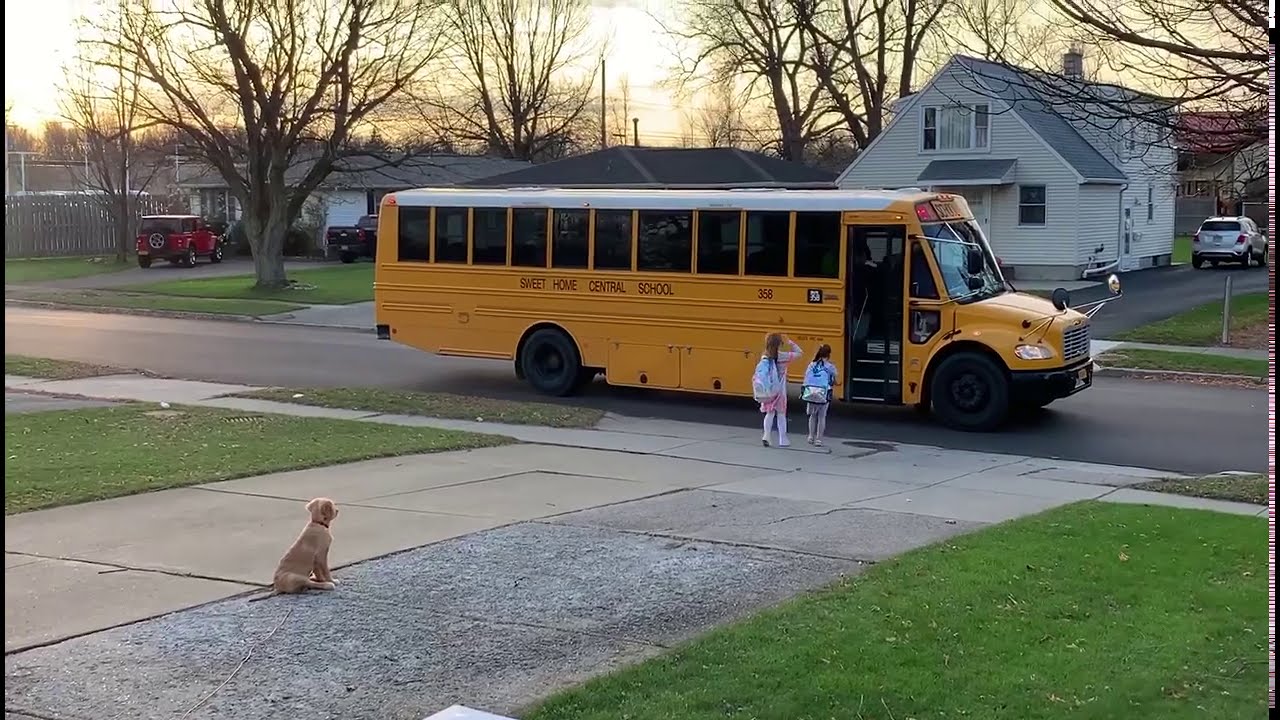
[1010,359,1093,401]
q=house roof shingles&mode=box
[952,56,1131,183]
[917,158,1017,184]
[178,154,531,190]
[1176,111,1265,155]
[463,146,838,189]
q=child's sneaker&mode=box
[777,436,791,448]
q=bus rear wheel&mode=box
[519,328,583,397]
[929,353,1010,432]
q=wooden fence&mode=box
[5,195,166,258]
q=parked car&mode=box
[135,215,225,268]
[1191,216,1269,269]
[326,215,378,263]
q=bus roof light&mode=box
[915,203,938,222]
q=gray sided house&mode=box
[839,54,1177,281]
[178,154,531,230]
[463,146,838,189]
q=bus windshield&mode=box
[920,220,1008,302]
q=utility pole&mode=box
[599,59,607,149]
[632,117,639,147]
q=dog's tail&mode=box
[247,590,280,603]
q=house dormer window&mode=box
[922,103,990,151]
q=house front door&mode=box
[939,186,992,239]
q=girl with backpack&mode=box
[801,344,838,446]
[754,333,803,447]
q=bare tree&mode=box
[680,84,748,147]
[955,0,1267,182]
[95,0,448,288]
[789,0,951,150]
[607,74,634,146]
[59,15,166,263]
[422,0,603,161]
[668,0,837,160]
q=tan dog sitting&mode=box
[249,497,340,602]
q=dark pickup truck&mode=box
[326,214,378,263]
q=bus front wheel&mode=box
[929,353,1010,432]
[519,328,583,397]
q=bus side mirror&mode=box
[965,246,984,275]
[967,275,984,291]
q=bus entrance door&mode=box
[844,224,906,403]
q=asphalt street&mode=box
[1060,263,1269,338]
[4,306,1267,475]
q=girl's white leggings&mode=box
[762,410,788,441]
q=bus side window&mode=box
[793,212,841,279]
[397,207,430,262]
[512,208,549,267]
[696,210,741,275]
[593,210,633,270]
[637,210,692,272]
[552,209,589,269]
[744,211,789,276]
[472,207,508,265]
[434,207,468,263]
[910,242,939,299]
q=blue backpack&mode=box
[752,358,782,402]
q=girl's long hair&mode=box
[811,343,832,366]
[764,333,782,361]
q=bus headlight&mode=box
[1014,344,1056,361]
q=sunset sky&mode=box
[3,0,686,139]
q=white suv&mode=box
[1192,216,1269,269]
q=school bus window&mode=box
[511,208,549,267]
[552,209,589,269]
[696,210,741,275]
[434,207,468,263]
[397,206,430,262]
[472,207,508,265]
[744,211,789,276]
[910,242,939,299]
[593,209,632,270]
[793,211,841,279]
[637,210,692,272]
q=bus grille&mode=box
[1062,323,1091,362]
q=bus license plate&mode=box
[1074,367,1090,390]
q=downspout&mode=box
[1081,182,1128,278]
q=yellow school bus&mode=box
[374,187,1121,431]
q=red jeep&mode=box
[136,215,225,268]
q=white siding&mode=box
[1076,184,1122,266]
[1119,120,1177,261]
[839,61,1082,267]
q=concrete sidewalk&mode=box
[1093,340,1267,360]
[5,373,1267,718]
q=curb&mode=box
[3,299,373,334]
[1094,363,1266,384]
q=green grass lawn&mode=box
[529,502,1267,720]
[4,404,512,513]
[1097,348,1268,378]
[5,354,129,380]
[237,387,605,428]
[5,256,133,284]
[6,288,303,316]
[1172,234,1192,264]
[1113,292,1269,346]
[1136,474,1267,505]
[123,263,373,304]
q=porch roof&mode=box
[917,159,1017,185]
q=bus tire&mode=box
[519,328,583,397]
[929,352,1010,432]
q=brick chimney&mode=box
[1063,45,1084,80]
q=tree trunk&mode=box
[243,204,290,289]
[114,195,132,263]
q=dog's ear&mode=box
[305,498,321,515]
